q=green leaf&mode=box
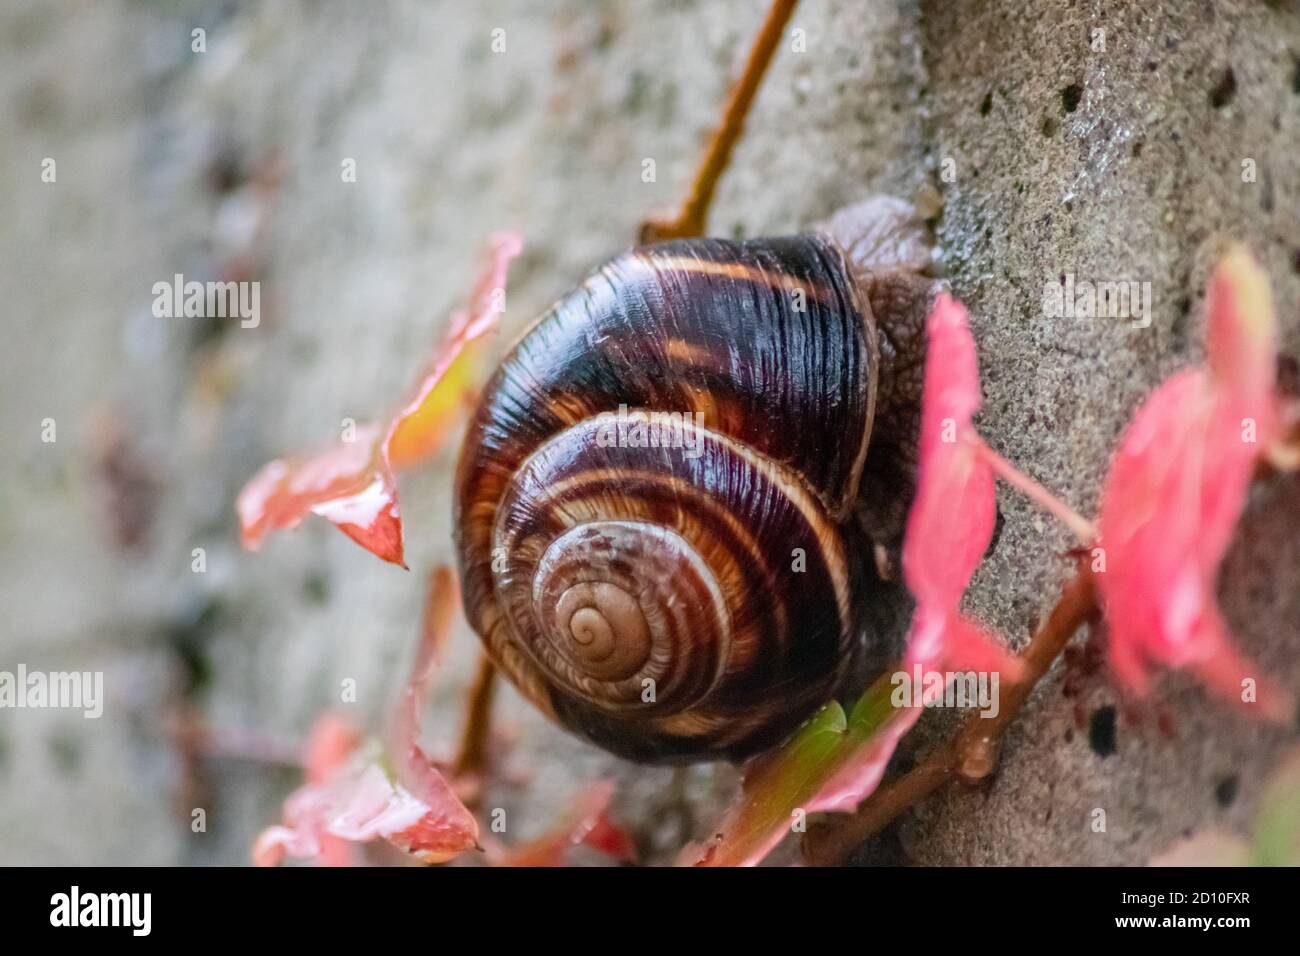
[1250,748,1300,866]
[693,672,904,867]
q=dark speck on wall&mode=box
[1214,774,1239,808]
[1209,67,1237,108]
[302,570,332,605]
[1089,705,1117,758]
[49,732,82,774]
[1061,83,1083,113]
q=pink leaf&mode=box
[807,294,1022,819]
[487,781,637,867]
[253,749,479,867]
[237,424,405,566]
[385,568,476,852]
[253,568,480,866]
[1096,247,1290,719]
[804,705,920,816]
[902,293,1023,678]
[386,232,524,470]
[690,294,1023,866]
[236,232,523,565]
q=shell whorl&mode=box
[526,519,731,713]
[455,235,881,762]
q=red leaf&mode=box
[487,781,637,867]
[385,568,475,851]
[237,424,405,566]
[582,813,640,864]
[387,232,524,469]
[236,232,523,565]
[253,567,479,866]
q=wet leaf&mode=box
[253,568,479,866]
[488,780,637,867]
[237,424,404,566]
[237,232,523,565]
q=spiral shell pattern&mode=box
[455,235,881,762]
[530,520,730,704]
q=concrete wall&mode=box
[1,0,1297,865]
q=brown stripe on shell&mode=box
[641,254,841,306]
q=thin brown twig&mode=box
[639,0,799,243]
[453,653,499,794]
[802,566,1097,866]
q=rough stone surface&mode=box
[1,0,1297,865]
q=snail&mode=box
[453,197,942,763]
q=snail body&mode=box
[454,198,937,763]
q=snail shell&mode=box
[455,203,934,762]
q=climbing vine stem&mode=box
[802,565,1098,866]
